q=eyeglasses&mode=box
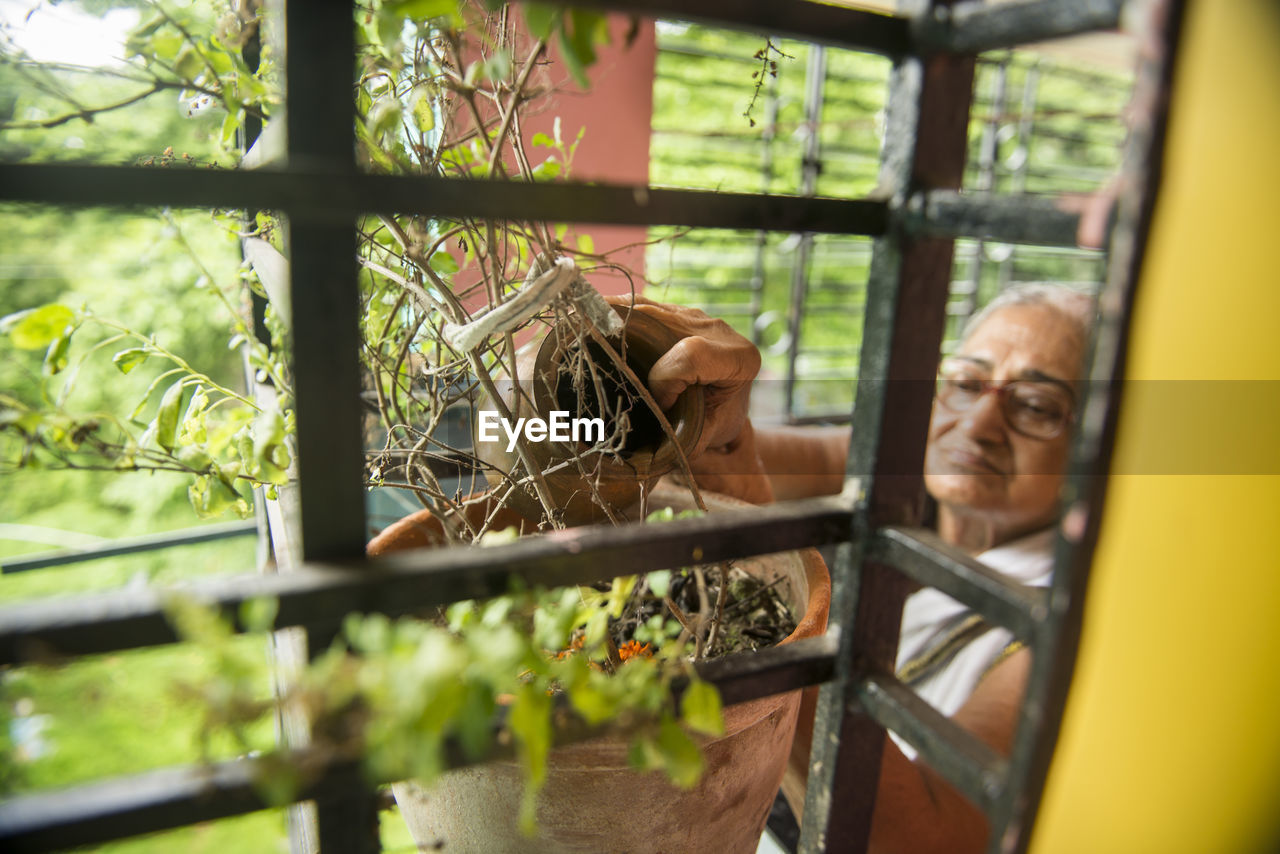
[935,361,1075,440]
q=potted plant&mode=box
[1,2,830,850]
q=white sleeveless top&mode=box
[891,527,1055,760]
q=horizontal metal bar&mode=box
[856,672,1008,815]
[0,752,364,853]
[698,632,837,707]
[1,522,258,574]
[917,0,1125,55]
[906,191,1085,247]
[0,495,853,665]
[0,634,838,852]
[870,526,1046,640]
[557,0,911,57]
[0,164,890,237]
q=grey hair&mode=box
[960,282,1096,352]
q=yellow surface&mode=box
[1032,3,1280,854]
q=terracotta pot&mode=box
[472,305,705,526]
[370,486,831,854]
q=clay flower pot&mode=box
[369,486,831,854]
[472,305,705,526]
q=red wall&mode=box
[516,15,656,298]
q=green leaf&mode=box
[576,233,596,256]
[523,3,559,41]
[532,587,579,650]
[386,0,461,25]
[564,659,616,724]
[368,97,403,141]
[42,333,71,376]
[559,10,606,89]
[628,731,661,771]
[607,574,636,619]
[149,30,184,62]
[645,506,675,523]
[173,46,203,81]
[4,304,75,351]
[240,597,279,633]
[647,569,672,599]
[531,156,561,180]
[410,85,436,134]
[478,49,511,83]
[558,29,590,90]
[582,607,609,650]
[221,111,241,147]
[152,380,185,452]
[427,250,459,276]
[195,475,249,519]
[112,347,151,374]
[183,385,209,422]
[207,47,233,75]
[509,683,552,836]
[130,369,181,422]
[655,715,704,788]
[176,444,213,471]
[454,683,496,760]
[680,678,725,737]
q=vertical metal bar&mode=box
[749,75,781,348]
[998,60,1038,293]
[991,2,1188,852]
[961,57,1008,324]
[799,0,976,847]
[280,2,379,852]
[784,45,828,419]
[284,2,365,563]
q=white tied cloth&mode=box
[891,527,1055,760]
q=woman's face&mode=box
[923,304,1084,544]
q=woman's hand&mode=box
[608,295,772,503]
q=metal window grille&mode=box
[648,37,1128,424]
[0,1,1183,852]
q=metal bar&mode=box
[992,2,1189,851]
[801,3,978,847]
[286,219,365,562]
[0,495,853,665]
[871,527,1045,640]
[857,672,1008,815]
[748,72,781,347]
[999,59,1041,292]
[784,46,828,418]
[0,753,342,854]
[549,0,912,57]
[916,0,1125,55]
[960,56,1008,321]
[907,190,1084,247]
[699,633,838,707]
[0,164,891,237]
[0,522,257,574]
[279,0,381,847]
[0,637,838,853]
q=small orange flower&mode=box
[618,640,652,661]
[553,635,585,660]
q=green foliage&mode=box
[162,574,727,823]
[1,300,282,521]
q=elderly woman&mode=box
[625,283,1093,853]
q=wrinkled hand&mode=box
[608,295,773,504]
